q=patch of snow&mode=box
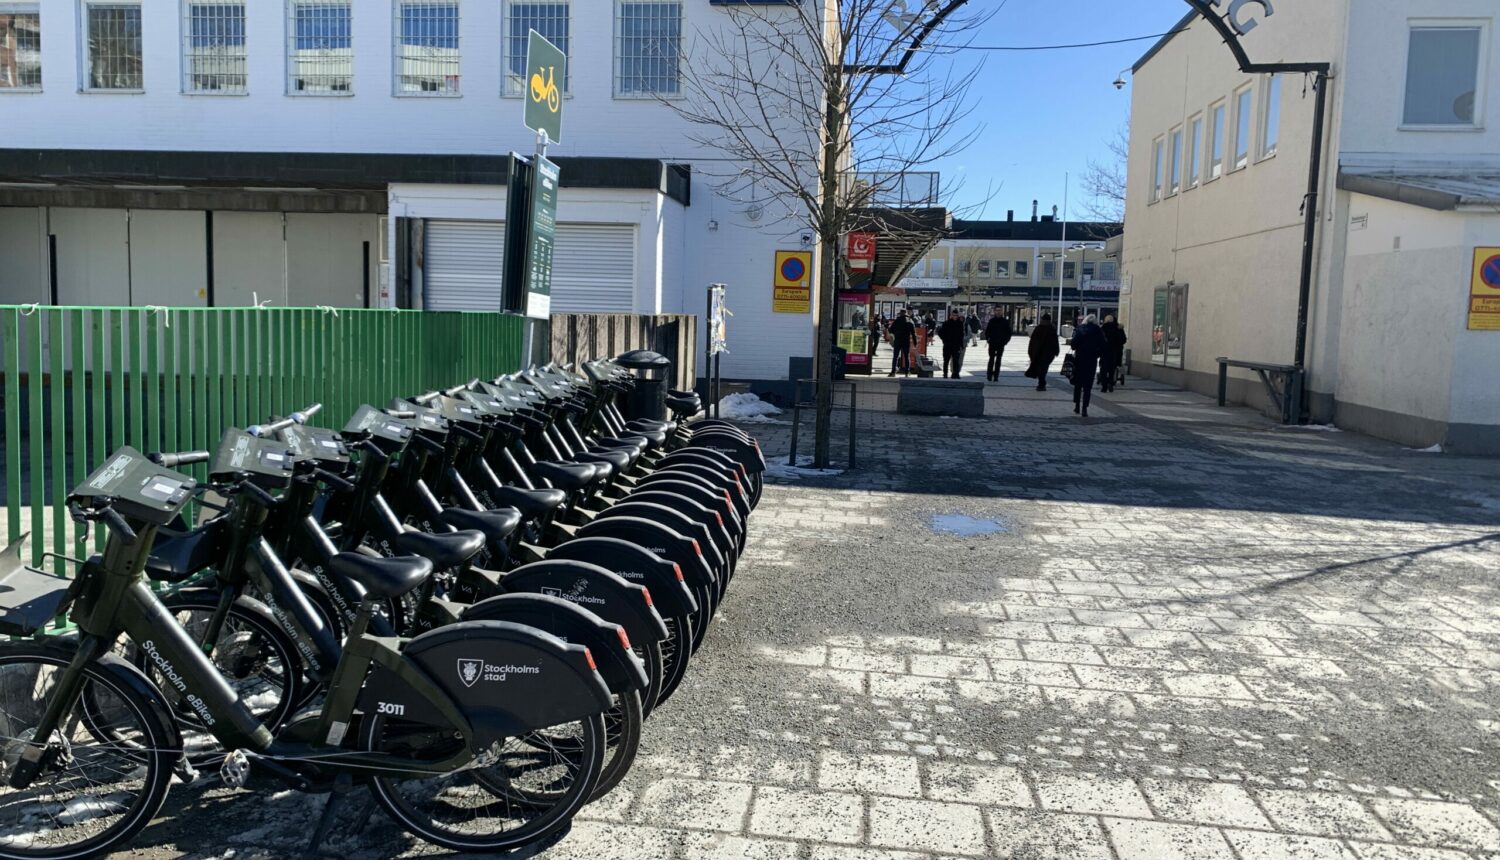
[1288,424,1342,432]
[1411,444,1443,453]
[764,456,844,481]
[717,393,781,421]
[57,794,127,825]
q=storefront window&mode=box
[1152,284,1188,369]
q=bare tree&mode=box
[1080,123,1129,223]
[668,0,990,467]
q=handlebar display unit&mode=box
[389,399,450,436]
[342,404,417,454]
[70,446,197,525]
[281,423,351,467]
[210,429,297,490]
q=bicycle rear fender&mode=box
[545,537,697,617]
[378,619,613,742]
[573,517,715,594]
[459,593,647,695]
[684,430,767,475]
[594,503,726,581]
[501,560,669,645]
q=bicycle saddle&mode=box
[490,485,566,519]
[575,449,632,473]
[440,506,522,546]
[533,460,604,492]
[395,527,485,570]
[329,551,433,600]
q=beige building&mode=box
[1123,0,1500,453]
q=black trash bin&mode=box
[616,349,672,421]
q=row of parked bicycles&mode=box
[0,357,765,858]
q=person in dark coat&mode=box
[887,311,915,377]
[984,313,1013,382]
[938,312,968,379]
[1070,314,1107,417]
[966,312,982,347]
[1026,314,1060,391]
[1099,315,1128,393]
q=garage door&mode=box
[551,224,636,313]
[424,220,505,311]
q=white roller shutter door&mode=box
[424,220,505,311]
[550,224,636,313]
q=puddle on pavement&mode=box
[928,513,1008,537]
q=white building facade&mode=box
[0,0,830,383]
[1123,0,1500,454]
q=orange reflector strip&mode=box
[715,512,723,527]
[584,647,597,671]
[692,539,702,556]
[616,627,632,651]
[673,563,685,582]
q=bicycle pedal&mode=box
[219,749,251,788]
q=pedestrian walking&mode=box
[938,312,968,379]
[887,310,915,377]
[984,312,1013,382]
[1099,315,1127,393]
[1025,314,1060,391]
[1070,314,1106,417]
[966,312,981,348]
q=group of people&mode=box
[1024,313,1128,417]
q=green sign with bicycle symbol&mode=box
[524,30,565,143]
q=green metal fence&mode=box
[1,305,525,569]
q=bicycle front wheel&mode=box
[0,644,177,860]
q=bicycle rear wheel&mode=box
[363,712,604,853]
[0,644,177,860]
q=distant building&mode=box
[1124,0,1499,453]
[890,210,1120,326]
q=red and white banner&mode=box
[847,232,877,272]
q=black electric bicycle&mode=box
[0,446,612,858]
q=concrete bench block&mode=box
[897,379,985,417]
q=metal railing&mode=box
[1,305,524,569]
[842,171,941,208]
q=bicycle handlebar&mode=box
[313,468,356,493]
[247,403,321,437]
[67,499,138,545]
[450,423,483,443]
[238,480,280,508]
[413,391,441,405]
[442,381,470,397]
[386,409,417,419]
[148,450,211,468]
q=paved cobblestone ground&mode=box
[125,350,1500,859]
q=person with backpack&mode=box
[1099,315,1128,393]
[984,312,1013,382]
[887,310,915,377]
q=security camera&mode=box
[1113,76,1127,90]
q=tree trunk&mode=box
[812,72,843,469]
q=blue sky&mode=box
[922,0,1188,222]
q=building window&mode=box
[1187,115,1202,187]
[1233,85,1252,170]
[957,260,971,275]
[504,1,568,97]
[1403,25,1484,126]
[1209,101,1226,180]
[183,2,246,93]
[395,1,460,95]
[928,258,945,278]
[1042,261,1056,280]
[83,2,143,91]
[615,0,680,98]
[995,261,1009,278]
[288,1,352,94]
[1169,127,1183,195]
[1063,262,1076,281]
[1153,283,1188,369]
[1082,261,1096,281]
[0,4,40,90]
[1150,137,1165,202]
[1260,74,1281,157]
[977,260,990,275]
[1099,261,1117,281]
[1015,261,1028,278]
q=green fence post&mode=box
[3,308,20,545]
[25,309,43,566]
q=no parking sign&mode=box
[773,251,813,314]
[1470,248,1500,331]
